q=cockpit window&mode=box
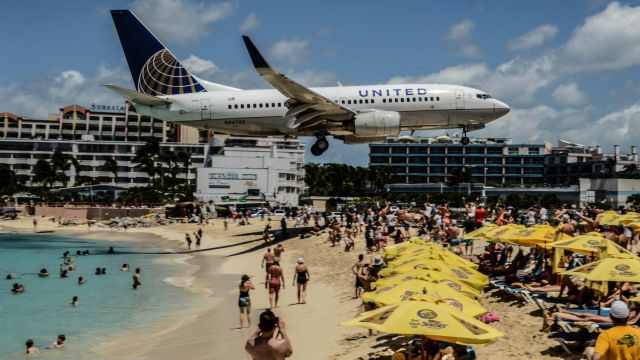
[476,93,493,100]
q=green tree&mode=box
[604,157,617,177]
[50,149,80,186]
[623,163,638,174]
[626,193,640,208]
[32,159,56,188]
[0,164,21,195]
[446,167,472,189]
[103,157,119,184]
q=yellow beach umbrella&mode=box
[389,245,480,270]
[362,281,486,317]
[629,295,640,303]
[384,242,440,260]
[563,254,640,282]
[340,301,504,345]
[481,224,525,242]
[598,211,623,226]
[374,270,484,295]
[380,258,486,288]
[463,224,498,240]
[500,225,569,246]
[549,234,632,257]
[616,212,640,225]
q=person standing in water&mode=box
[47,334,65,349]
[133,268,142,289]
[239,274,255,328]
[185,233,192,250]
[25,339,39,354]
[292,258,309,304]
[70,296,79,306]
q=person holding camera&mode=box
[245,309,293,359]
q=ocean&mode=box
[0,233,197,359]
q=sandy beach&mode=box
[0,216,580,359]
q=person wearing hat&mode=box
[593,300,640,360]
[369,255,386,278]
[292,258,309,304]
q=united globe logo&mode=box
[138,49,205,96]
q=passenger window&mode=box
[234,104,238,109]
[395,98,399,103]
[241,104,245,109]
[348,100,352,104]
[436,97,440,101]
[418,97,422,101]
[371,99,375,104]
[359,99,363,104]
[278,103,282,107]
[413,97,416,102]
[228,105,232,109]
[265,103,269,108]
[382,99,386,103]
[430,97,434,101]
[272,103,275,107]
[341,100,345,104]
[253,104,257,108]
[366,99,370,104]
[400,98,404,102]
[259,104,263,108]
[406,98,410,102]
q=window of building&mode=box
[528,148,540,155]
[508,148,519,155]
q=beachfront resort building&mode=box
[0,104,212,187]
[369,136,548,186]
[194,136,306,206]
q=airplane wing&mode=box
[242,36,355,128]
[104,84,172,107]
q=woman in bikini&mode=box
[238,274,255,328]
[293,258,309,304]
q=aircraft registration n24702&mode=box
[107,10,510,156]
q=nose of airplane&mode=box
[494,100,510,116]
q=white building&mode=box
[195,136,305,206]
[580,178,640,209]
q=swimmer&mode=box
[133,268,142,289]
[60,269,68,278]
[101,267,106,275]
[11,283,25,293]
[25,339,39,354]
[239,274,256,328]
[121,264,130,272]
[5,273,15,280]
[78,276,86,285]
[47,334,65,349]
[107,246,115,254]
[38,268,49,277]
[293,258,309,304]
[70,296,79,306]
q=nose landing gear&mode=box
[311,136,329,156]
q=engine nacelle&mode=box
[346,111,401,137]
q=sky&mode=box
[2,0,640,166]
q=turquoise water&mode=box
[0,233,197,359]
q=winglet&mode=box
[103,84,171,107]
[242,35,271,69]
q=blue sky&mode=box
[2,0,640,165]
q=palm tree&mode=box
[50,150,80,186]
[604,157,617,177]
[177,151,192,185]
[33,159,56,188]
[103,157,119,184]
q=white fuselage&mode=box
[133,84,509,137]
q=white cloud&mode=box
[269,38,310,64]
[508,24,558,51]
[388,63,490,86]
[444,20,481,58]
[562,1,640,72]
[131,0,236,42]
[552,83,588,106]
[181,55,221,77]
[445,19,474,41]
[0,65,130,118]
[239,12,259,32]
[286,69,337,87]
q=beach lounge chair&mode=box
[548,330,598,355]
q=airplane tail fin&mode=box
[110,9,206,96]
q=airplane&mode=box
[107,10,510,156]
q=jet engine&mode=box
[344,110,401,137]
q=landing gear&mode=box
[311,136,329,156]
[460,126,470,145]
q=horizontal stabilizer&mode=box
[103,84,171,106]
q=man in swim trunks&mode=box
[263,248,275,283]
[351,254,365,299]
[266,261,285,308]
[274,244,285,263]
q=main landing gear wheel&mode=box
[461,136,470,145]
[311,136,329,156]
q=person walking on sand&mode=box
[239,275,255,328]
[274,244,285,263]
[133,268,142,289]
[293,258,309,304]
[194,232,201,248]
[224,217,229,231]
[185,233,192,250]
[266,261,285,308]
[32,218,37,231]
[245,310,293,359]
